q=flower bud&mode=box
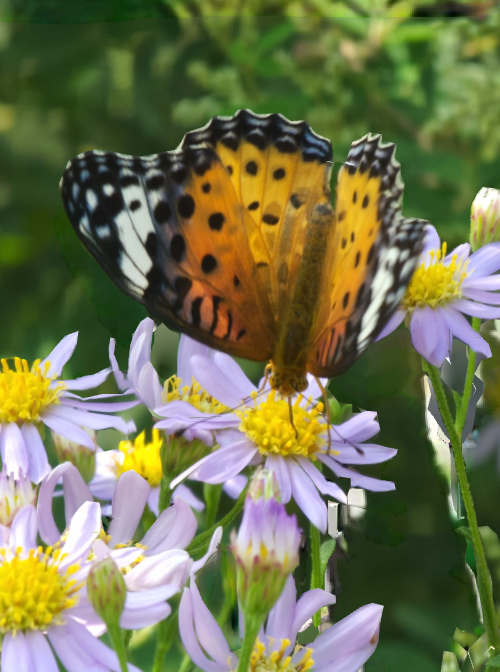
[0,469,37,527]
[160,434,210,482]
[51,427,97,483]
[231,471,300,619]
[470,187,500,251]
[87,556,126,629]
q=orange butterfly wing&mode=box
[308,134,428,377]
[60,145,276,361]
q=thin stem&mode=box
[310,522,322,628]
[237,614,262,672]
[455,317,481,436]
[204,483,223,530]
[424,360,500,651]
[186,484,248,556]
[122,629,133,654]
[108,624,130,672]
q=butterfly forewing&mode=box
[308,134,427,377]
[180,110,333,319]
[60,146,275,361]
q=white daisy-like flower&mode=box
[376,224,500,366]
[0,332,137,482]
[0,502,142,672]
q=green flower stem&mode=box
[204,482,223,529]
[455,316,481,435]
[152,608,179,672]
[186,484,248,556]
[424,359,500,651]
[108,623,130,672]
[122,629,133,654]
[310,522,323,628]
[237,614,264,672]
[158,474,172,513]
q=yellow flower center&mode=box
[114,429,163,488]
[0,358,64,424]
[403,243,469,310]
[246,638,314,672]
[0,545,82,634]
[237,391,326,459]
[162,375,229,415]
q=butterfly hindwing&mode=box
[308,134,427,377]
[60,146,276,361]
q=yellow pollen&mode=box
[237,391,326,459]
[114,429,163,487]
[0,358,64,424]
[162,375,229,415]
[0,546,82,634]
[404,243,469,310]
[247,638,314,672]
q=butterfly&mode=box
[60,110,427,397]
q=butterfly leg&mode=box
[257,363,273,394]
[288,395,299,438]
[314,376,332,453]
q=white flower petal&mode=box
[0,422,29,479]
[20,424,50,483]
[1,631,34,672]
[60,501,101,569]
[24,630,59,672]
[142,496,197,553]
[108,471,149,545]
[62,368,110,391]
[191,354,256,407]
[443,306,492,358]
[10,505,38,551]
[41,332,78,378]
[287,459,327,532]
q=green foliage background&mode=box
[1,2,500,670]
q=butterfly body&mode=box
[60,110,428,397]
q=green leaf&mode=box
[319,538,336,579]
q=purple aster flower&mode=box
[0,502,141,672]
[376,224,500,366]
[0,332,137,483]
[110,318,239,445]
[37,463,222,594]
[170,355,396,533]
[179,574,383,672]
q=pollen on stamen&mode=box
[0,546,83,634]
[162,374,229,415]
[403,242,469,311]
[0,357,64,424]
[237,390,333,459]
[114,428,163,487]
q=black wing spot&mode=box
[120,175,140,187]
[154,201,172,224]
[175,276,192,298]
[362,194,370,208]
[356,282,366,307]
[170,234,186,263]
[170,164,188,184]
[256,261,268,268]
[353,190,357,204]
[178,194,195,219]
[351,231,355,242]
[237,328,246,341]
[191,297,203,328]
[367,243,375,264]
[248,201,259,211]
[226,165,233,176]
[354,251,361,268]
[146,175,164,190]
[202,182,211,193]
[341,238,347,249]
[210,296,222,334]
[245,161,258,176]
[263,213,279,225]
[273,168,285,180]
[338,210,346,222]
[208,213,225,231]
[290,194,302,209]
[129,200,141,212]
[145,232,157,256]
[106,193,123,217]
[224,310,233,339]
[233,275,241,287]
[201,254,217,274]
[343,291,350,309]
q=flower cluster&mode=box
[3,186,500,671]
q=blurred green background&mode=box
[1,2,500,670]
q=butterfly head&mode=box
[269,365,309,397]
